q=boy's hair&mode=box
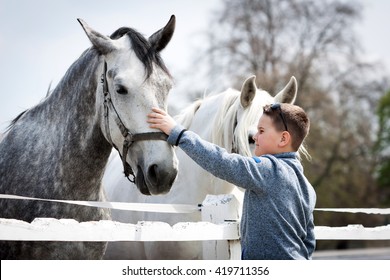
[263,103,310,151]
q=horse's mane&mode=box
[212,89,265,156]
[110,27,171,78]
[5,110,27,133]
[211,89,239,153]
[5,80,55,133]
[174,99,203,128]
[175,89,263,156]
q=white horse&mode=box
[103,75,298,259]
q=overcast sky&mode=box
[0,0,389,132]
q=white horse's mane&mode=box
[211,90,237,151]
[174,88,266,157]
[212,88,270,156]
[174,99,203,129]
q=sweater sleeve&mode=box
[167,124,274,191]
[304,214,316,258]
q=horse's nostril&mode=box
[148,164,159,185]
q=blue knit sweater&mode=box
[167,125,317,260]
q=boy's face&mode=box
[253,115,284,156]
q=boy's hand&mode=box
[147,107,176,135]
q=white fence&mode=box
[0,194,389,259]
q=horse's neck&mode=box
[52,51,111,178]
[54,50,99,116]
[186,93,237,195]
[14,50,112,198]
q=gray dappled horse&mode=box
[0,16,178,259]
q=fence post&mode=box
[201,194,241,260]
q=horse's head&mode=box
[214,75,298,157]
[78,16,178,195]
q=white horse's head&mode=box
[78,16,178,195]
[212,75,297,158]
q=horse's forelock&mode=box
[234,93,268,156]
[213,89,272,156]
[109,27,170,78]
[211,90,240,150]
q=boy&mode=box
[147,103,316,260]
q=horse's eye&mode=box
[115,85,128,95]
[248,135,255,144]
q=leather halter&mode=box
[101,61,168,183]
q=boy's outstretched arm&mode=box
[147,107,177,135]
[147,107,267,189]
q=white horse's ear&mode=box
[274,76,298,104]
[78,18,116,54]
[149,15,176,52]
[240,75,257,108]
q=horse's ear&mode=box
[77,18,116,55]
[240,75,257,108]
[274,76,298,104]
[149,15,176,52]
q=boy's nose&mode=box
[250,134,256,144]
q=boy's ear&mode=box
[279,131,291,147]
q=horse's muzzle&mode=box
[136,164,177,195]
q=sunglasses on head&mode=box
[270,103,288,131]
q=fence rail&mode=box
[1,219,389,242]
[0,194,389,259]
[0,218,239,242]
